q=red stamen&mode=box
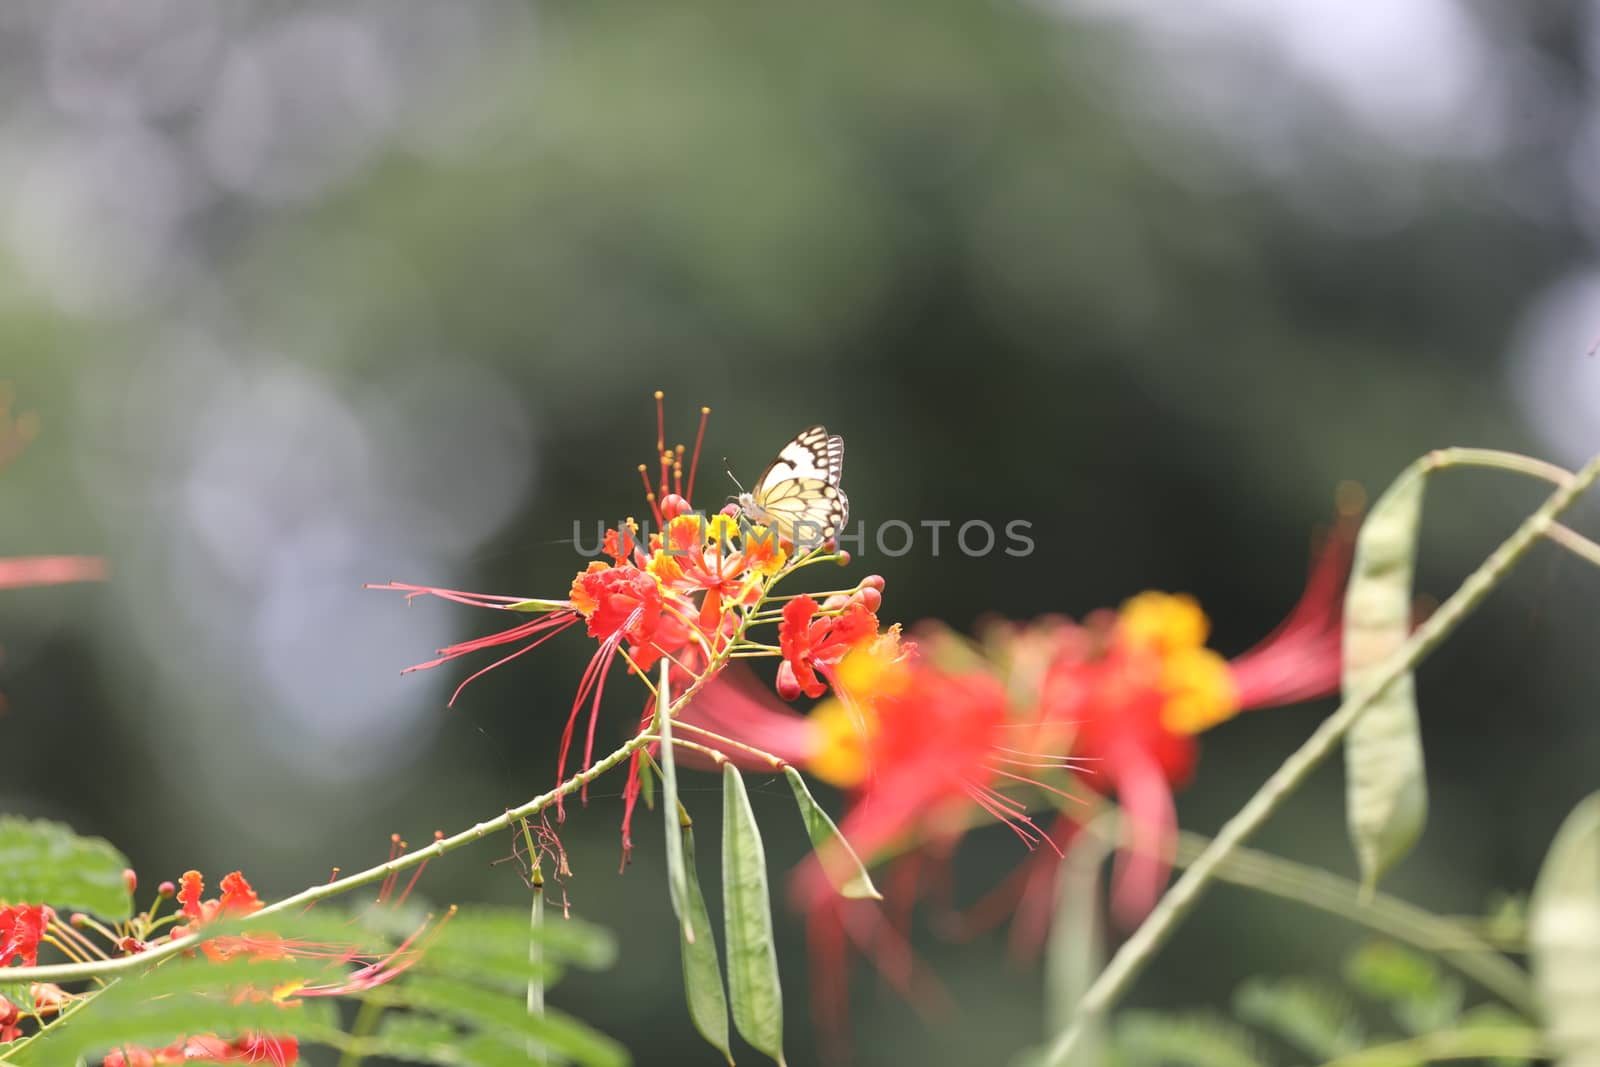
[637,466,664,527]
[367,582,546,610]
[377,835,405,904]
[556,631,626,820]
[686,406,709,502]
[984,766,1085,807]
[438,616,579,706]
[654,390,665,455]
[397,832,444,905]
[581,607,646,803]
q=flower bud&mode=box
[776,661,802,701]
[659,494,693,520]
[157,881,175,898]
[854,586,882,612]
[122,868,137,895]
[834,549,851,566]
[859,574,886,592]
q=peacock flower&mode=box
[375,393,882,852]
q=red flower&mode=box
[777,595,878,699]
[0,994,20,1043]
[569,563,662,646]
[103,1033,300,1067]
[0,904,49,968]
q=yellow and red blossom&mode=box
[377,395,883,849]
[776,594,879,700]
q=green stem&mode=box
[1039,451,1600,1066]
[333,997,385,1067]
[1,525,822,984]
[5,669,721,986]
[1426,447,1600,567]
[1173,832,1535,1013]
[527,876,547,1066]
[1314,1025,1545,1066]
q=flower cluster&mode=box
[375,394,889,857]
[679,519,1353,1039]
[0,863,434,1064]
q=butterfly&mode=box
[736,425,849,542]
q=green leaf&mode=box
[1111,1011,1267,1067]
[722,764,785,1065]
[1342,463,1429,892]
[1234,976,1364,1060]
[1044,820,1112,1059]
[361,1015,472,1066]
[417,907,615,993]
[507,599,571,613]
[657,663,693,943]
[1342,941,1462,1036]
[680,821,733,1064]
[381,974,628,1067]
[640,753,656,811]
[1457,1005,1536,1067]
[376,1014,462,1050]
[18,956,341,1067]
[0,816,133,921]
[782,767,879,900]
[1529,791,1600,1067]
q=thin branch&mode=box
[1039,451,1600,1065]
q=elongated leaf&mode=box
[680,822,733,1064]
[782,767,879,900]
[1343,463,1429,891]
[1529,792,1600,1067]
[658,664,693,942]
[0,816,133,920]
[1045,820,1112,1058]
[722,765,785,1065]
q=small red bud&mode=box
[69,913,89,927]
[118,936,148,955]
[822,594,849,612]
[776,661,802,701]
[157,880,176,898]
[833,548,851,565]
[659,494,693,520]
[860,574,885,591]
[122,868,137,894]
[719,502,741,517]
[855,587,882,612]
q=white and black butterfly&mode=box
[736,425,849,542]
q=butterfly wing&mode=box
[749,425,850,539]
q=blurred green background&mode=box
[3,2,1600,1064]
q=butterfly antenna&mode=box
[724,458,745,495]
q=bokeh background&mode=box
[4,2,1600,1064]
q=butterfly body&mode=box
[737,425,849,542]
